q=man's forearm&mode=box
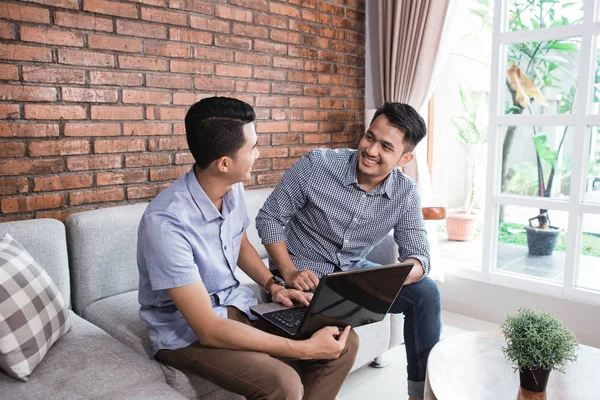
[264,241,298,280]
[403,257,424,285]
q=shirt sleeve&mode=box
[255,152,314,245]
[139,210,201,291]
[393,184,431,278]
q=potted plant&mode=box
[501,308,578,393]
[446,83,488,241]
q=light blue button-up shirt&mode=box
[137,168,257,356]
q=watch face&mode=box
[273,276,286,287]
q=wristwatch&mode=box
[265,275,286,294]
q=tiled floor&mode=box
[339,311,499,400]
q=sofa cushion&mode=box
[0,312,170,400]
[0,219,70,308]
[0,234,72,381]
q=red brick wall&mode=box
[0,0,365,222]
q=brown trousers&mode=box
[155,307,359,400]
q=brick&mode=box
[173,92,213,105]
[0,123,59,138]
[127,183,170,199]
[269,3,299,18]
[190,15,230,33]
[331,111,356,121]
[62,88,118,103]
[303,36,330,49]
[131,0,166,6]
[232,23,268,39]
[256,134,270,145]
[320,26,345,40]
[149,165,189,181]
[289,0,317,8]
[58,49,114,68]
[346,32,363,43]
[25,105,86,120]
[27,0,80,9]
[288,45,317,58]
[231,94,254,105]
[249,158,269,172]
[147,74,192,90]
[66,155,122,171]
[170,60,212,74]
[0,21,15,39]
[29,140,90,156]
[194,77,234,91]
[90,71,143,86]
[319,122,344,133]
[141,7,187,26]
[257,172,284,185]
[288,71,316,83]
[290,97,318,108]
[0,105,19,119]
[254,14,287,29]
[0,158,62,176]
[2,194,65,213]
[320,99,345,108]
[272,83,302,95]
[253,110,270,120]
[34,174,92,192]
[174,152,194,164]
[256,121,288,133]
[290,145,319,157]
[148,137,187,151]
[257,147,288,158]
[0,142,25,158]
[88,34,142,53]
[215,5,253,22]
[318,74,345,85]
[303,110,329,120]
[272,133,302,145]
[23,67,86,84]
[253,68,286,81]
[20,26,83,47]
[0,44,52,62]
[94,138,146,153]
[146,107,186,120]
[273,57,302,70]
[332,16,357,30]
[318,50,344,63]
[119,55,167,71]
[289,20,319,36]
[253,40,287,55]
[0,85,57,102]
[235,81,270,93]
[0,178,28,196]
[54,11,113,32]
[333,133,356,143]
[145,41,192,58]
[331,87,356,98]
[0,64,18,80]
[70,187,124,205]
[272,157,300,170]
[65,123,121,136]
[332,41,358,54]
[215,35,252,50]
[0,3,50,23]
[305,60,333,73]
[319,2,345,15]
[290,122,318,132]
[170,28,212,45]
[123,90,170,105]
[304,134,332,144]
[125,153,171,167]
[170,0,212,15]
[117,20,167,39]
[97,170,147,186]
[123,122,171,136]
[272,109,302,120]
[173,123,185,135]
[346,100,363,110]
[270,30,302,44]
[91,106,144,120]
[193,46,233,62]
[83,0,138,19]
[230,0,266,11]
[216,65,252,78]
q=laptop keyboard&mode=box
[265,307,308,331]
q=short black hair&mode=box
[185,97,256,169]
[370,103,427,152]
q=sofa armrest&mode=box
[365,232,397,265]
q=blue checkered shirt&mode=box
[256,148,430,278]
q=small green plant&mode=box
[501,308,578,373]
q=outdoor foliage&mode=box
[501,308,578,373]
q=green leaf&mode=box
[533,135,559,169]
[547,42,579,53]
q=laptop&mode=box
[250,262,413,339]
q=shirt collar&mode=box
[344,151,395,199]
[186,168,235,222]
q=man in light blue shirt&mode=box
[137,97,358,400]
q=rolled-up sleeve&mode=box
[256,152,313,245]
[139,211,201,291]
[394,186,431,277]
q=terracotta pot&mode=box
[446,212,477,241]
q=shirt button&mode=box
[224,245,227,250]
[361,194,366,198]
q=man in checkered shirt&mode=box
[256,102,441,400]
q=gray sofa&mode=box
[0,187,403,399]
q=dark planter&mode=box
[524,225,560,256]
[519,367,551,392]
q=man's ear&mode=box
[215,156,229,173]
[397,152,414,168]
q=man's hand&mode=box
[284,269,319,291]
[270,285,313,307]
[299,325,351,360]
